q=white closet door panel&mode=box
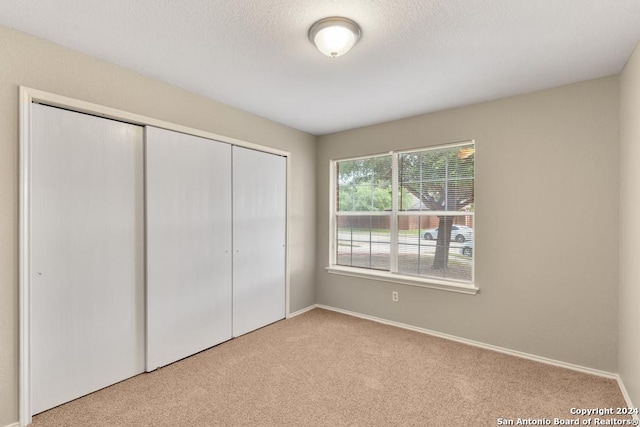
[146,127,232,370]
[232,147,286,337]
[30,104,145,414]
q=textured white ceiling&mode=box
[1,1,639,135]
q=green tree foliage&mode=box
[398,145,474,212]
[337,156,392,211]
[339,184,392,212]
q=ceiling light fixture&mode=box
[308,17,362,58]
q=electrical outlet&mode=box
[392,291,399,302]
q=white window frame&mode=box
[327,140,479,295]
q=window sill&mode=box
[325,265,479,295]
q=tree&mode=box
[398,145,474,270]
[337,156,392,212]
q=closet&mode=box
[146,127,233,370]
[232,146,287,337]
[30,104,146,414]
[28,106,287,414]
[145,128,286,369]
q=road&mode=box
[336,230,471,255]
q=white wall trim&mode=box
[289,305,639,419]
[616,376,640,420]
[287,304,319,318]
[19,87,33,427]
[284,155,292,318]
[316,304,619,380]
[4,422,20,427]
[19,86,292,427]
[326,266,479,295]
[21,87,289,157]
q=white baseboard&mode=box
[616,376,639,420]
[11,304,636,427]
[298,304,635,412]
[287,304,319,318]
[316,304,619,379]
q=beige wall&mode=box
[1,19,634,426]
[0,25,316,425]
[619,41,640,407]
[317,77,620,372]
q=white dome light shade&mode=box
[309,17,362,58]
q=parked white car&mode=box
[423,225,473,243]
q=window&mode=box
[330,141,476,293]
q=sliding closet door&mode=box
[30,104,145,414]
[232,147,286,337]
[146,127,233,370]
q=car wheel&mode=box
[462,247,472,256]
[424,233,433,240]
[455,234,465,243]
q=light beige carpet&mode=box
[32,308,631,426]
